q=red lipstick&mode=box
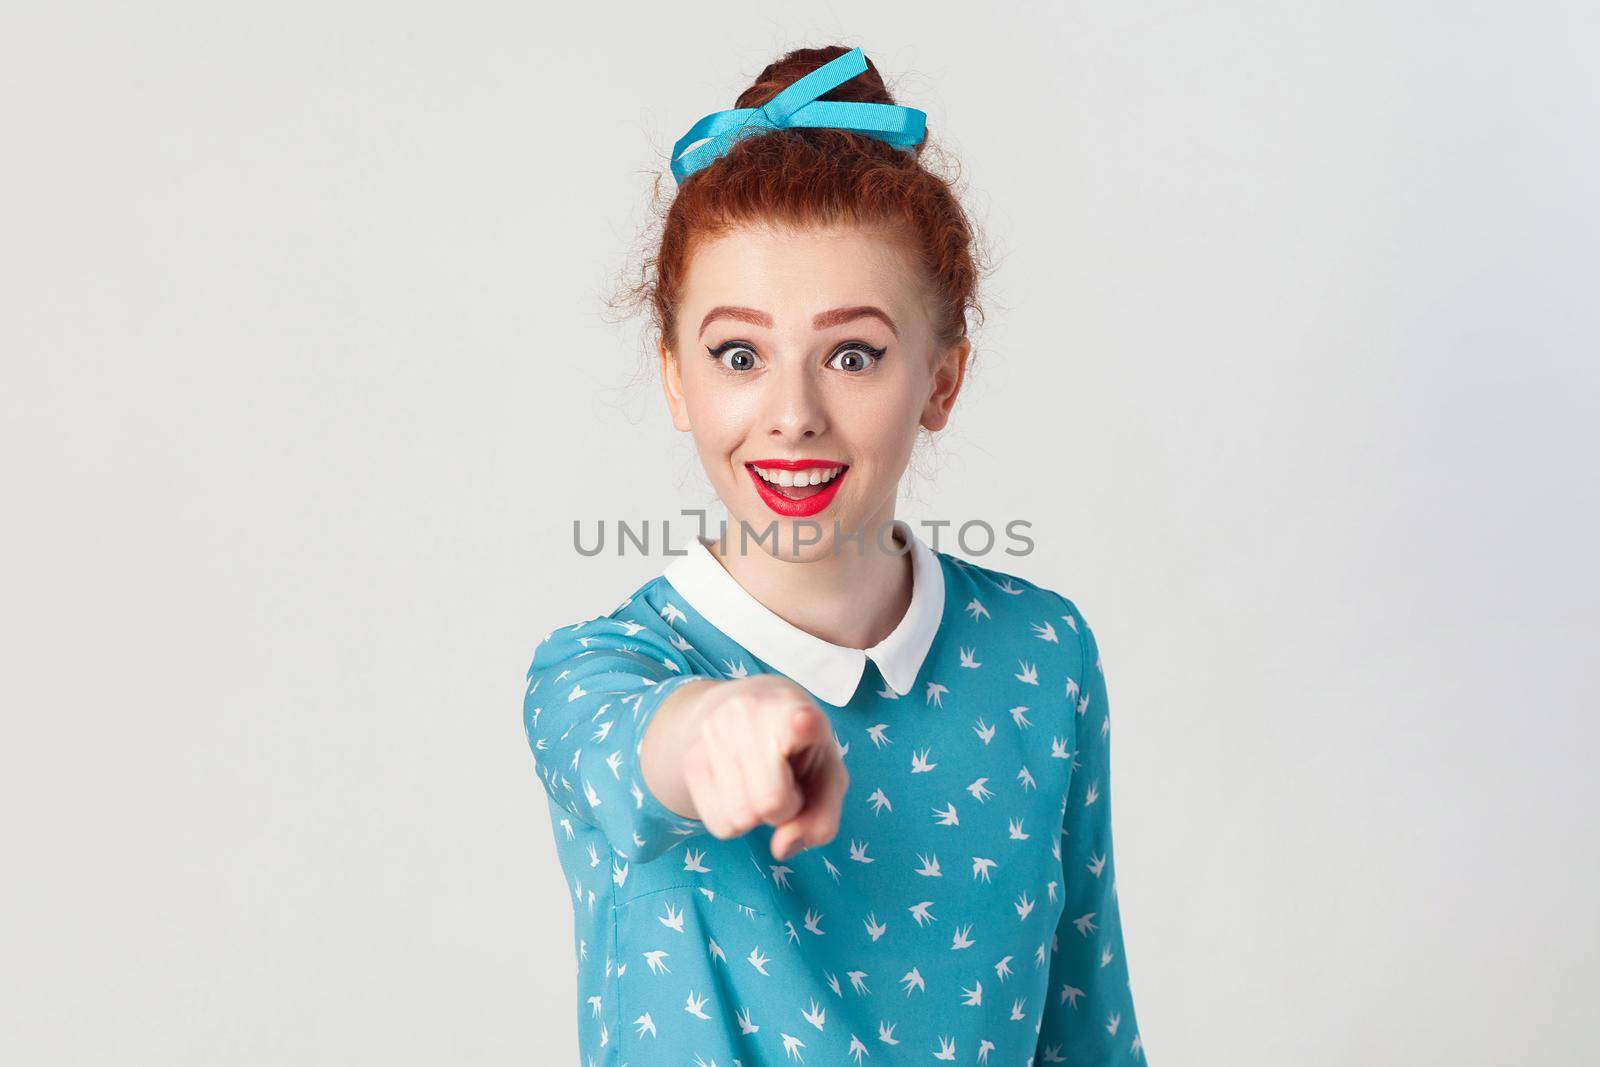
[744,458,848,518]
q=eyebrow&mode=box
[698,305,898,339]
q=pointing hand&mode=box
[675,675,849,862]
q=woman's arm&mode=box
[1035,604,1150,1064]
[522,616,715,864]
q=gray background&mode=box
[4,2,1597,1064]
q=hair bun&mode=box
[735,45,898,111]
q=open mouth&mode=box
[744,461,849,517]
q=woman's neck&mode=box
[707,514,914,651]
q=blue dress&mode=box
[522,522,1149,1065]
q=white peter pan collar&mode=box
[662,518,946,707]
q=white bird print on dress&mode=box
[736,1005,758,1033]
[966,777,993,802]
[1008,817,1029,840]
[914,852,942,877]
[848,839,875,863]
[1016,766,1036,790]
[612,859,629,887]
[802,997,826,1029]
[1059,983,1085,1007]
[867,787,892,814]
[1050,736,1070,759]
[633,1011,655,1038]
[1014,661,1038,685]
[925,681,948,706]
[900,966,926,995]
[1087,851,1107,877]
[961,977,982,1004]
[1031,621,1058,643]
[909,901,937,926]
[964,597,990,621]
[848,970,871,994]
[643,949,670,975]
[973,718,996,744]
[1014,892,1034,920]
[971,856,997,882]
[668,630,694,652]
[770,864,794,890]
[959,646,981,668]
[951,923,974,949]
[1009,997,1027,1020]
[864,913,887,941]
[934,1034,956,1059]
[911,748,937,773]
[803,908,826,935]
[1009,705,1031,728]
[747,946,772,974]
[684,990,710,1018]
[977,1037,995,1063]
[780,1031,806,1059]
[660,602,686,625]
[722,658,749,678]
[658,902,684,932]
[708,938,726,964]
[996,578,1024,595]
[1073,912,1099,937]
[683,848,710,873]
[932,803,960,826]
[848,1034,870,1063]
[877,1020,900,1045]
[994,955,1014,981]
[866,723,893,748]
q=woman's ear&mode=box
[920,336,971,432]
[659,336,693,432]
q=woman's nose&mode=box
[763,362,827,441]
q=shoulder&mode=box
[526,574,689,675]
[936,549,1098,669]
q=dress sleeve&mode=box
[521,613,715,864]
[1035,602,1150,1063]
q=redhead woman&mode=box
[522,44,1150,1066]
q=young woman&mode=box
[522,45,1149,1066]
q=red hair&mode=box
[611,45,991,366]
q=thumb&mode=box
[770,733,845,862]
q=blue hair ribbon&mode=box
[669,47,927,184]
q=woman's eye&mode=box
[705,341,761,372]
[827,342,887,373]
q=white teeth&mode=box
[752,464,843,487]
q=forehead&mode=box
[683,223,920,315]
